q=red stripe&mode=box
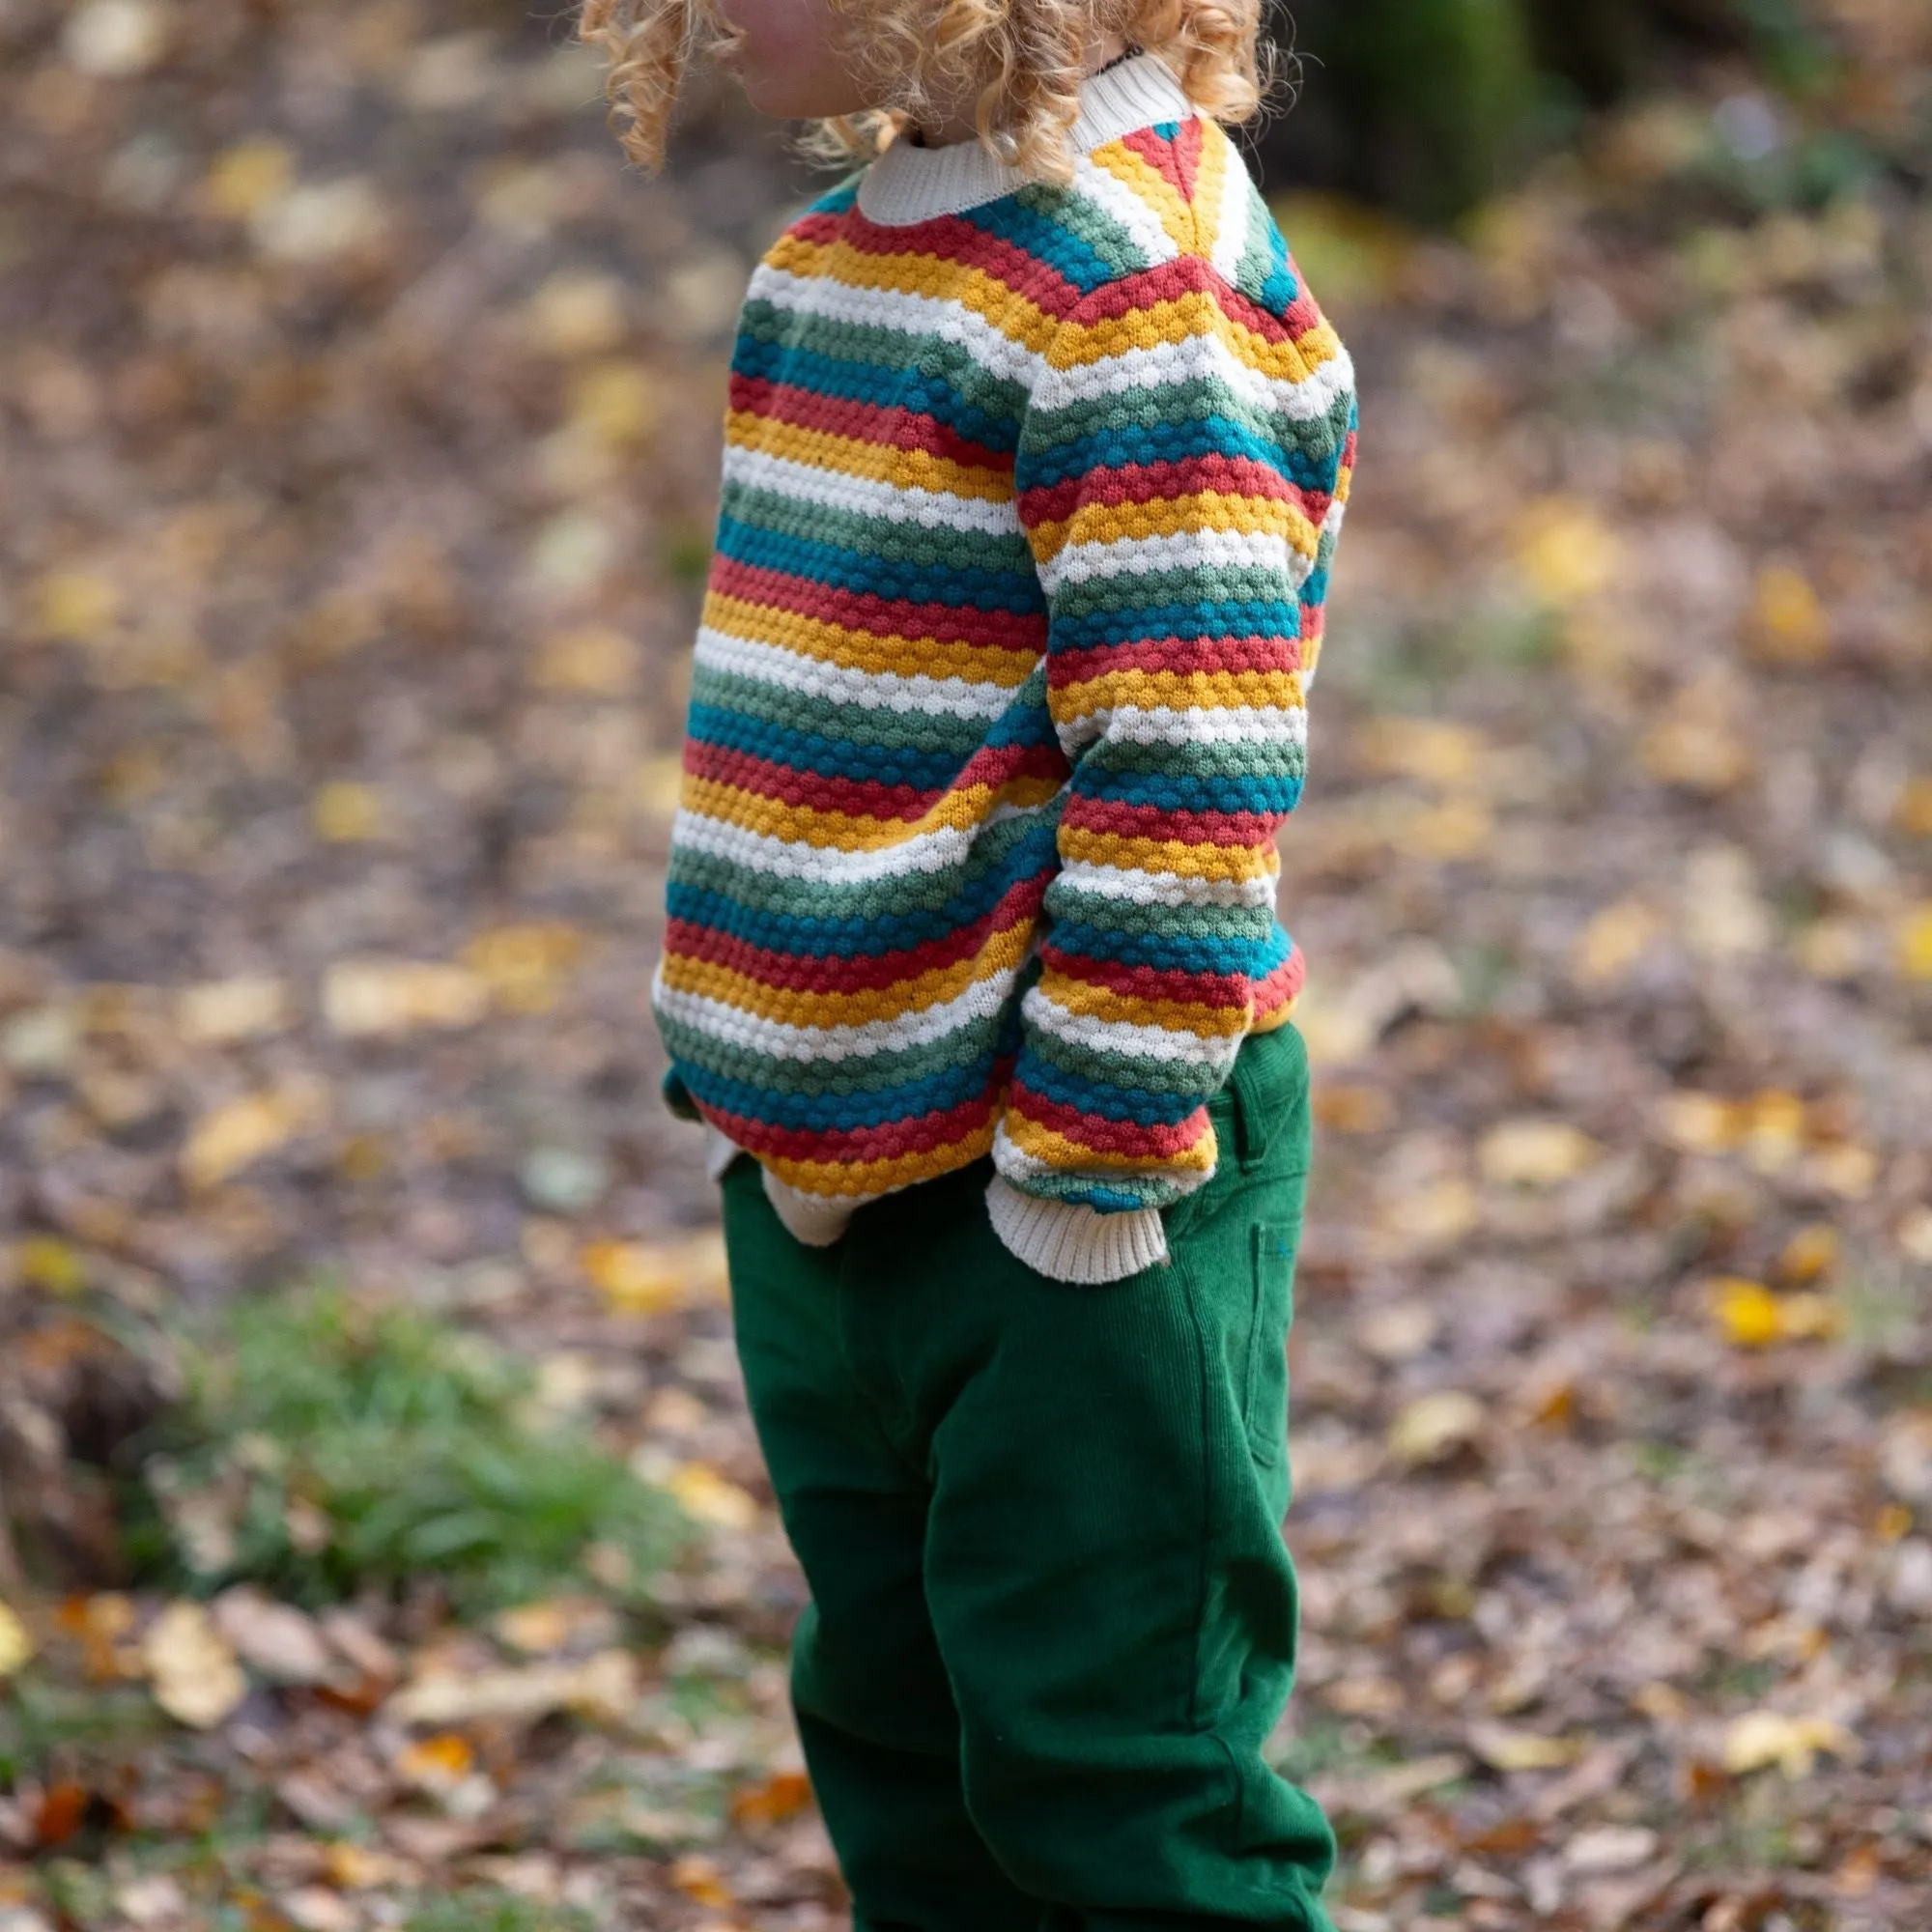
[703,1079,1012,1164]
[1068,257,1322,346]
[1120,118,1203,200]
[685,740,935,820]
[842,210,1089,319]
[1039,949,1248,1010]
[1019,455,1330,530]
[1047,634,1306,682]
[1005,1085,1211,1159]
[730,374,1009,473]
[667,872,1050,996]
[706,556,1046,653]
[1059,796,1281,845]
[686,737,1065,820]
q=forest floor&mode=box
[2,3,1931,1928]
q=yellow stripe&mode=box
[1002,1110,1219,1178]
[702,591,1040,686]
[1057,826,1280,883]
[1051,668,1307,717]
[683,772,1065,851]
[1091,142,1198,255]
[662,916,1033,1028]
[1190,119,1232,264]
[760,1122,998,1197]
[1035,976,1249,1037]
[763,234,1059,354]
[1055,289,1344,384]
[724,412,1014,504]
[1028,490,1321,566]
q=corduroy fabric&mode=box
[719,1018,1335,1931]
[653,51,1357,1280]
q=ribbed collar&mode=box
[854,50,1193,228]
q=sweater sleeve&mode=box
[987,252,1355,1260]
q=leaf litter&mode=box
[1,1,1931,1928]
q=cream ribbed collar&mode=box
[854,50,1194,228]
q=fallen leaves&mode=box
[0,1602,35,1677]
[1707,1278,1840,1349]
[143,1601,247,1730]
[386,1648,639,1728]
[1720,1711,1860,1778]
[1386,1391,1487,1467]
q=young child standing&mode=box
[582,0,1356,1922]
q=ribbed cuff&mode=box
[984,1175,1170,1284]
[761,1166,858,1248]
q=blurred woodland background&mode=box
[0,1,1930,1927]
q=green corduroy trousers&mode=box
[717,1019,1337,1932]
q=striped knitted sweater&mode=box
[651,50,1357,1282]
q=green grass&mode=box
[122,1286,690,1617]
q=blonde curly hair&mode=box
[578,0,1282,185]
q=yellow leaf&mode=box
[664,1462,762,1530]
[1776,1223,1838,1284]
[323,959,488,1037]
[669,1855,735,1910]
[636,753,688,818]
[0,1602,35,1677]
[1747,563,1830,666]
[1513,498,1621,607]
[528,625,638,696]
[17,1235,88,1295]
[1741,1089,1806,1173]
[397,1731,473,1792]
[1721,1710,1858,1777]
[311,781,386,843]
[1387,1391,1486,1467]
[1709,1279,1836,1349]
[182,1088,318,1190]
[205,138,295,219]
[583,1233,727,1314]
[143,1602,246,1730]
[1571,899,1659,987]
[177,977,290,1043]
[525,272,627,357]
[1407,794,1493,859]
[569,361,660,449]
[1893,776,1932,838]
[1639,710,1752,795]
[1356,716,1486,787]
[1657,1090,1740,1153]
[582,1239,686,1316]
[463,923,586,1015]
[1710,1278,1785,1349]
[1478,1118,1602,1188]
[31,570,121,643]
[1895,905,1932,980]
[1468,1721,1584,1772]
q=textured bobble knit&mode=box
[652,51,1357,1282]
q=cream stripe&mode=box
[1054,859,1280,908]
[722,444,1022,536]
[1021,990,1244,1069]
[754,268,1049,388]
[694,626,1023,719]
[1041,526,1315,593]
[670,798,1052,883]
[654,964,1019,1063]
[1043,329,1355,425]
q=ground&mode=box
[1,2,1930,1928]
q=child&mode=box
[582,0,1356,1922]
